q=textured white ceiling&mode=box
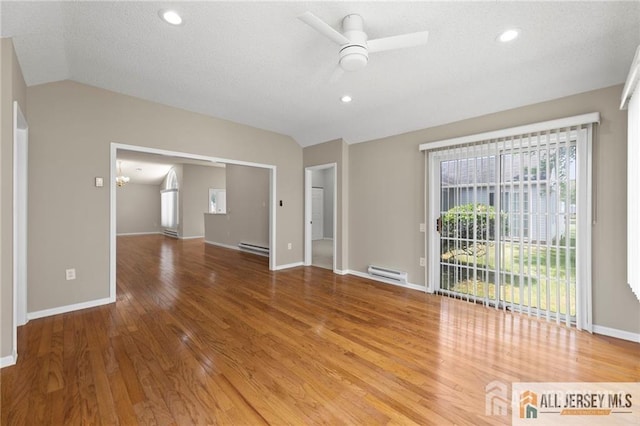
[2,1,639,147]
[117,150,224,185]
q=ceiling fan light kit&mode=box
[340,45,368,71]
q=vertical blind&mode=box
[421,114,598,330]
[621,45,640,302]
[626,91,640,301]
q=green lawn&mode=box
[440,221,576,316]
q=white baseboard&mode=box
[116,231,162,236]
[592,325,640,343]
[347,270,426,293]
[0,351,17,368]
[334,269,348,275]
[27,296,115,321]
[274,261,304,270]
[180,235,204,240]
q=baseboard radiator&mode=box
[238,242,270,255]
[163,229,178,238]
[367,265,408,284]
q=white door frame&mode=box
[110,143,278,301]
[12,101,29,363]
[304,163,337,271]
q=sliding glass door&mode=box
[429,129,586,327]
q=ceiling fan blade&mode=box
[298,11,350,46]
[368,31,429,53]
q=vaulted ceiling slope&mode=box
[1,2,639,147]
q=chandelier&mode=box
[116,161,130,187]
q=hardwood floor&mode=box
[2,235,639,425]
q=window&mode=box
[209,188,227,214]
[421,113,598,330]
[165,168,178,190]
[161,169,178,230]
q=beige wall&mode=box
[303,139,349,271]
[26,80,302,314]
[182,164,226,238]
[204,164,269,248]
[349,84,640,334]
[1,38,27,359]
[116,183,161,235]
[349,135,424,284]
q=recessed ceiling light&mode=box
[341,95,352,103]
[497,29,519,43]
[160,9,182,26]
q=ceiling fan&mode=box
[299,12,429,75]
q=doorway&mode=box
[110,143,277,300]
[304,164,337,271]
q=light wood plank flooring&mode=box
[2,235,638,425]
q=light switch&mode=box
[95,177,104,187]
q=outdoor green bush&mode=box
[441,203,507,241]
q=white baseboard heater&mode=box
[238,242,270,256]
[163,229,178,238]
[368,265,408,284]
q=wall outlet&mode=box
[419,257,426,267]
[95,177,104,187]
[65,268,76,280]
[419,223,426,232]
[287,243,292,250]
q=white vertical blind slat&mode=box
[516,136,524,315]
[554,130,562,325]
[544,130,552,322]
[628,91,640,301]
[564,127,572,326]
[526,135,533,317]
[494,139,502,309]
[534,133,542,319]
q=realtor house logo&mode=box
[519,390,538,419]
[486,382,640,425]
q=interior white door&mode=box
[312,188,324,240]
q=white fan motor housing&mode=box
[339,14,369,71]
